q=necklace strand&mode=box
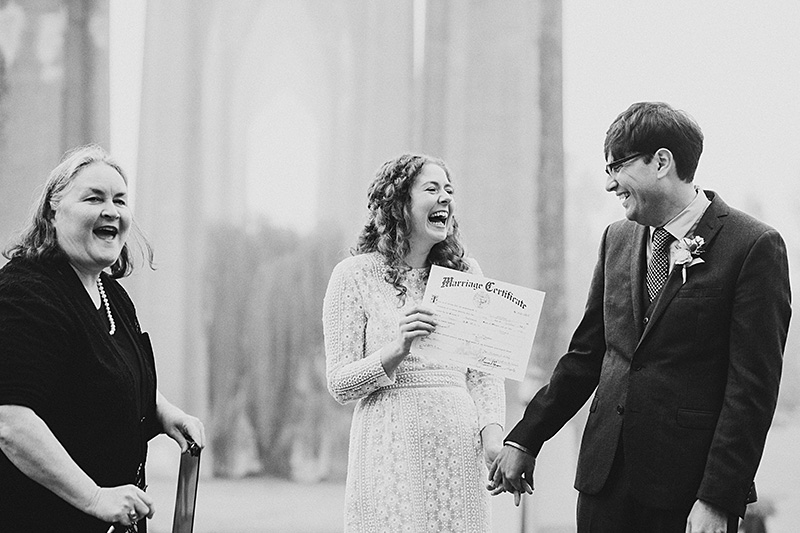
[97,278,116,335]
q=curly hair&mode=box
[4,144,154,278]
[354,154,469,301]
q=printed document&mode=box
[413,265,545,381]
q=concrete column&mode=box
[129,0,211,473]
[0,0,108,260]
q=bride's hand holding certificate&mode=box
[381,304,437,376]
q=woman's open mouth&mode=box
[428,210,449,228]
[93,226,119,240]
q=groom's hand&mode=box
[685,499,730,533]
[487,444,535,506]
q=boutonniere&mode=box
[672,235,706,284]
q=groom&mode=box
[490,102,791,532]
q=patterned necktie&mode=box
[646,227,674,302]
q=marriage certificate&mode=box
[413,265,545,381]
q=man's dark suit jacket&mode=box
[506,191,791,517]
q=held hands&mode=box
[480,424,504,470]
[487,444,535,506]
[86,484,154,527]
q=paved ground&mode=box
[144,417,800,532]
[145,476,525,533]
[146,477,345,533]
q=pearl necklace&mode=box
[96,278,116,335]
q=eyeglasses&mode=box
[605,152,647,176]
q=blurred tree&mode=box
[206,222,353,480]
[243,227,351,481]
[204,223,296,476]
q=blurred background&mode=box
[0,0,798,531]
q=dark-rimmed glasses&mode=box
[605,152,647,176]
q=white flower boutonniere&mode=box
[672,235,706,284]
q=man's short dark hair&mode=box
[604,102,704,182]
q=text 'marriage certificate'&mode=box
[413,265,545,381]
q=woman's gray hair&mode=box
[4,144,153,277]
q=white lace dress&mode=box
[323,252,506,533]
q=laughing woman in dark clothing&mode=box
[0,145,205,532]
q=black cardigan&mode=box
[0,256,162,531]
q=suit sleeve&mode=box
[697,229,791,516]
[505,227,609,455]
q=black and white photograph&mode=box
[0,1,797,532]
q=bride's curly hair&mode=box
[354,154,469,301]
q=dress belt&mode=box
[380,369,467,390]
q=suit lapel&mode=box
[636,191,728,349]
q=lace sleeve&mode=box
[467,369,506,430]
[323,259,393,404]
[463,257,506,429]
